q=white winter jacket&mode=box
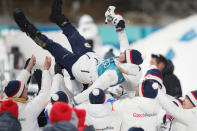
[72,52,100,84]
[78,103,122,131]
[157,90,197,131]
[113,96,162,131]
[16,70,51,131]
[51,74,73,102]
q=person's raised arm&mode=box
[105,6,129,52]
[27,56,52,117]
[16,55,36,88]
[156,86,193,126]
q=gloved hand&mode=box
[105,6,125,31]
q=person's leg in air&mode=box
[49,0,93,55]
[13,8,78,78]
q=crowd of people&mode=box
[0,0,196,131]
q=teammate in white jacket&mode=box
[113,95,161,131]
[152,83,197,131]
[77,88,122,131]
[4,55,52,131]
[158,97,186,131]
[112,66,169,131]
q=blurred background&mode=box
[1,0,197,45]
[1,0,197,25]
[1,0,197,97]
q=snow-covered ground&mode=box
[131,15,197,95]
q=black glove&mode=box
[116,20,125,32]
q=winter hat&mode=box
[0,100,18,118]
[49,102,72,124]
[89,88,105,104]
[139,67,165,98]
[51,91,68,104]
[139,80,159,98]
[4,80,24,98]
[186,90,197,107]
[125,49,143,65]
[72,108,87,130]
[172,98,183,107]
[144,67,163,86]
[128,127,144,131]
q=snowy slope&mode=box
[131,15,197,95]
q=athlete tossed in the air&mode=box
[13,0,143,104]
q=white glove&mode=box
[105,6,125,29]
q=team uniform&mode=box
[13,5,142,105]
[156,89,197,131]
[77,103,122,131]
[113,96,162,131]
[5,69,51,131]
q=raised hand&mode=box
[26,55,36,72]
[44,56,52,70]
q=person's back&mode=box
[0,112,21,131]
[0,100,21,131]
[85,103,122,131]
[43,121,78,131]
[17,70,51,131]
[155,85,197,131]
[4,56,52,131]
[113,97,161,131]
[81,88,122,131]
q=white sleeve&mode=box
[121,70,142,92]
[27,70,51,118]
[51,74,62,94]
[117,30,129,52]
[74,69,118,104]
[16,69,31,88]
[51,74,74,102]
[70,79,84,96]
[157,89,194,125]
[115,62,140,76]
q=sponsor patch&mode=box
[84,42,92,48]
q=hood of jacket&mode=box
[86,103,112,118]
[43,121,78,131]
[0,112,21,131]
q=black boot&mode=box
[49,0,69,27]
[13,8,39,39]
[13,8,47,48]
